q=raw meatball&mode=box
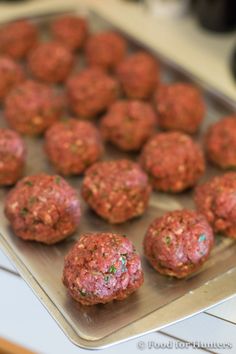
[85,31,127,70]
[5,174,81,244]
[195,172,236,239]
[140,132,205,192]
[0,128,26,186]
[51,15,88,51]
[0,20,38,59]
[144,209,214,278]
[100,100,157,151]
[4,80,63,135]
[66,68,118,119]
[28,41,74,83]
[154,83,205,134]
[116,51,159,99]
[63,232,144,305]
[81,159,151,223]
[0,56,25,101]
[205,115,236,169]
[45,119,103,176]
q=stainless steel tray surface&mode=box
[0,8,236,350]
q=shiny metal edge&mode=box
[0,4,235,350]
[1,234,236,350]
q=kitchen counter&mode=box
[0,1,235,353]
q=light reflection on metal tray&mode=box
[0,6,236,350]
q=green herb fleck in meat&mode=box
[20,207,28,216]
[198,234,206,242]
[164,236,172,245]
[120,256,127,272]
[70,143,78,153]
[79,289,87,297]
[104,275,110,283]
[55,176,61,185]
[108,265,117,274]
[24,181,33,187]
[29,196,37,205]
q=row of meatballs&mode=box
[1,16,236,306]
[0,16,205,136]
[1,114,236,191]
[4,167,236,305]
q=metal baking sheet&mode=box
[0,6,236,350]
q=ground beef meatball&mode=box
[66,68,119,119]
[81,159,151,223]
[5,174,81,244]
[100,100,157,151]
[4,80,63,135]
[116,51,159,99]
[0,56,25,101]
[85,31,127,71]
[51,15,88,51]
[45,119,103,176]
[154,83,205,134]
[0,128,26,186]
[0,20,38,59]
[140,132,205,192]
[194,172,236,239]
[205,115,236,169]
[63,232,144,305]
[144,209,214,278]
[28,41,74,84]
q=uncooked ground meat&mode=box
[116,51,159,99]
[4,174,81,244]
[144,209,214,278]
[51,15,88,51]
[4,80,63,135]
[63,232,144,305]
[81,159,152,223]
[45,119,103,175]
[0,56,25,100]
[85,31,127,70]
[154,83,205,134]
[0,20,38,59]
[0,128,26,186]
[28,41,74,83]
[205,115,236,169]
[140,132,205,192]
[195,172,236,239]
[66,68,119,119]
[100,100,157,151]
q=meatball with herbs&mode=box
[0,20,38,59]
[205,115,236,169]
[4,80,63,135]
[63,232,144,305]
[81,159,151,223]
[45,119,103,176]
[28,41,74,84]
[116,51,159,99]
[144,209,214,278]
[195,172,236,239]
[66,68,119,119]
[100,100,157,151]
[0,56,25,101]
[5,174,81,244]
[140,132,205,193]
[154,83,205,134]
[85,31,127,70]
[0,128,26,186]
[51,15,88,51]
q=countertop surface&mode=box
[0,1,235,353]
